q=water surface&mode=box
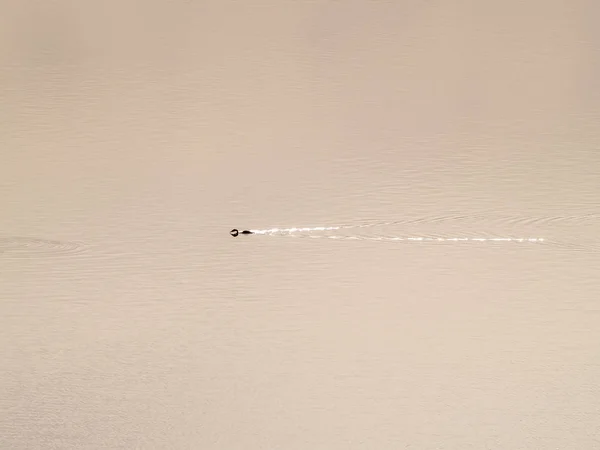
[1,1,599,449]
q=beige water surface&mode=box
[2,1,599,449]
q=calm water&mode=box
[2,1,600,449]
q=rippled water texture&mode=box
[0,236,89,258]
[2,1,600,449]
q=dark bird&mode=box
[230,229,253,237]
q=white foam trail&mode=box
[249,226,341,235]
[303,235,545,243]
[247,226,544,243]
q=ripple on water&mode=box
[340,213,600,229]
[0,236,90,260]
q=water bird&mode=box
[230,229,253,237]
